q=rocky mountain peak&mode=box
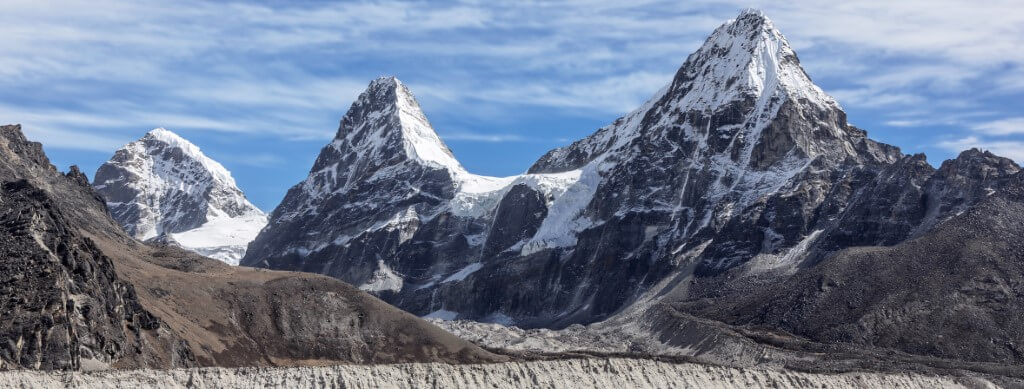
[64,165,91,187]
[529,9,886,176]
[939,148,1021,178]
[666,8,835,114]
[325,76,463,174]
[0,124,55,175]
[139,127,238,187]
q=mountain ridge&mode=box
[0,123,501,370]
[244,9,905,322]
[242,9,1024,367]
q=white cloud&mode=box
[884,120,927,128]
[216,152,288,168]
[440,133,528,143]
[971,118,1024,135]
[0,0,1022,153]
[423,71,672,114]
[829,90,926,108]
[19,125,126,152]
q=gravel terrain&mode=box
[0,358,997,389]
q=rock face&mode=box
[685,176,1024,365]
[0,125,193,370]
[93,128,266,264]
[243,9,1023,367]
[0,179,174,371]
[0,124,501,371]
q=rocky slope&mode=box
[0,358,998,389]
[93,128,266,265]
[0,180,189,371]
[242,8,1024,370]
[684,174,1024,365]
[0,124,501,371]
[429,170,1024,372]
[0,125,191,371]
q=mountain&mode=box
[241,77,585,312]
[0,124,501,370]
[243,9,1024,367]
[93,128,266,264]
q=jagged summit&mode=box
[92,128,266,264]
[671,8,835,112]
[142,127,238,185]
[328,76,464,173]
[530,8,891,174]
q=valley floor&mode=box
[0,358,995,389]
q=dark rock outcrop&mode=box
[0,179,190,370]
[685,181,1024,364]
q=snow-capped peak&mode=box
[670,8,836,113]
[141,127,239,187]
[736,7,766,19]
[332,76,465,173]
[93,128,267,265]
[530,9,849,175]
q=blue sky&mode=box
[2,1,1022,211]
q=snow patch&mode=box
[743,229,823,276]
[442,262,483,283]
[520,164,601,255]
[170,213,268,265]
[359,260,404,293]
[392,78,466,172]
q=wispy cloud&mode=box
[0,0,1021,158]
[20,125,127,152]
[971,118,1024,135]
[440,132,529,143]
[216,152,288,168]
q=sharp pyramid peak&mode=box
[733,8,770,24]
[737,7,766,16]
[359,76,418,107]
[718,8,777,39]
[665,8,836,113]
[363,75,402,94]
[530,9,857,174]
[336,76,465,172]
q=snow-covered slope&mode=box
[93,128,266,265]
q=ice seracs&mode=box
[93,128,267,265]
